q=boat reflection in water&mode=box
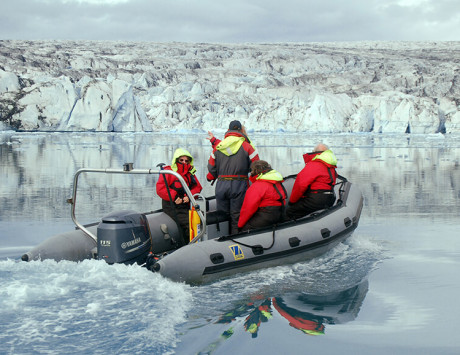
[216,279,369,338]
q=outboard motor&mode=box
[97,210,152,264]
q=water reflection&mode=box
[215,280,369,338]
[1,132,459,224]
[1,129,460,253]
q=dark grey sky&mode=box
[1,0,459,42]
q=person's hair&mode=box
[313,143,329,152]
[250,160,272,176]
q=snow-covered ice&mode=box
[1,40,459,133]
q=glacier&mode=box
[0,40,459,133]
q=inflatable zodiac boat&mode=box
[22,165,363,284]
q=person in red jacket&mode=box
[238,160,286,232]
[156,148,202,246]
[272,297,325,336]
[286,143,338,220]
[207,120,259,234]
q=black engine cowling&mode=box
[97,210,152,264]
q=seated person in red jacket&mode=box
[156,148,202,245]
[238,160,287,232]
[286,144,338,220]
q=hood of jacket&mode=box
[251,169,284,184]
[216,135,246,156]
[312,149,337,167]
[171,148,196,174]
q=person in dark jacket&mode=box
[238,160,286,232]
[207,120,259,234]
[156,148,202,245]
[286,144,338,220]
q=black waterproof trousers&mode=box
[162,199,190,246]
[239,206,283,232]
[215,180,248,234]
[286,192,335,220]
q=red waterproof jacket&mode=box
[272,298,325,335]
[238,170,286,228]
[156,149,202,202]
[289,150,338,204]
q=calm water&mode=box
[1,131,459,354]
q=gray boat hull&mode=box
[152,180,363,284]
[21,226,98,262]
[22,175,363,285]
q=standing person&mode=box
[238,160,287,232]
[286,144,338,220]
[207,120,259,234]
[156,148,202,246]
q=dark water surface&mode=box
[1,131,459,354]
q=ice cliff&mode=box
[0,40,459,133]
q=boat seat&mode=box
[206,210,230,225]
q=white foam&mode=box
[0,259,192,353]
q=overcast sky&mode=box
[1,0,459,42]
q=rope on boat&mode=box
[227,225,277,251]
